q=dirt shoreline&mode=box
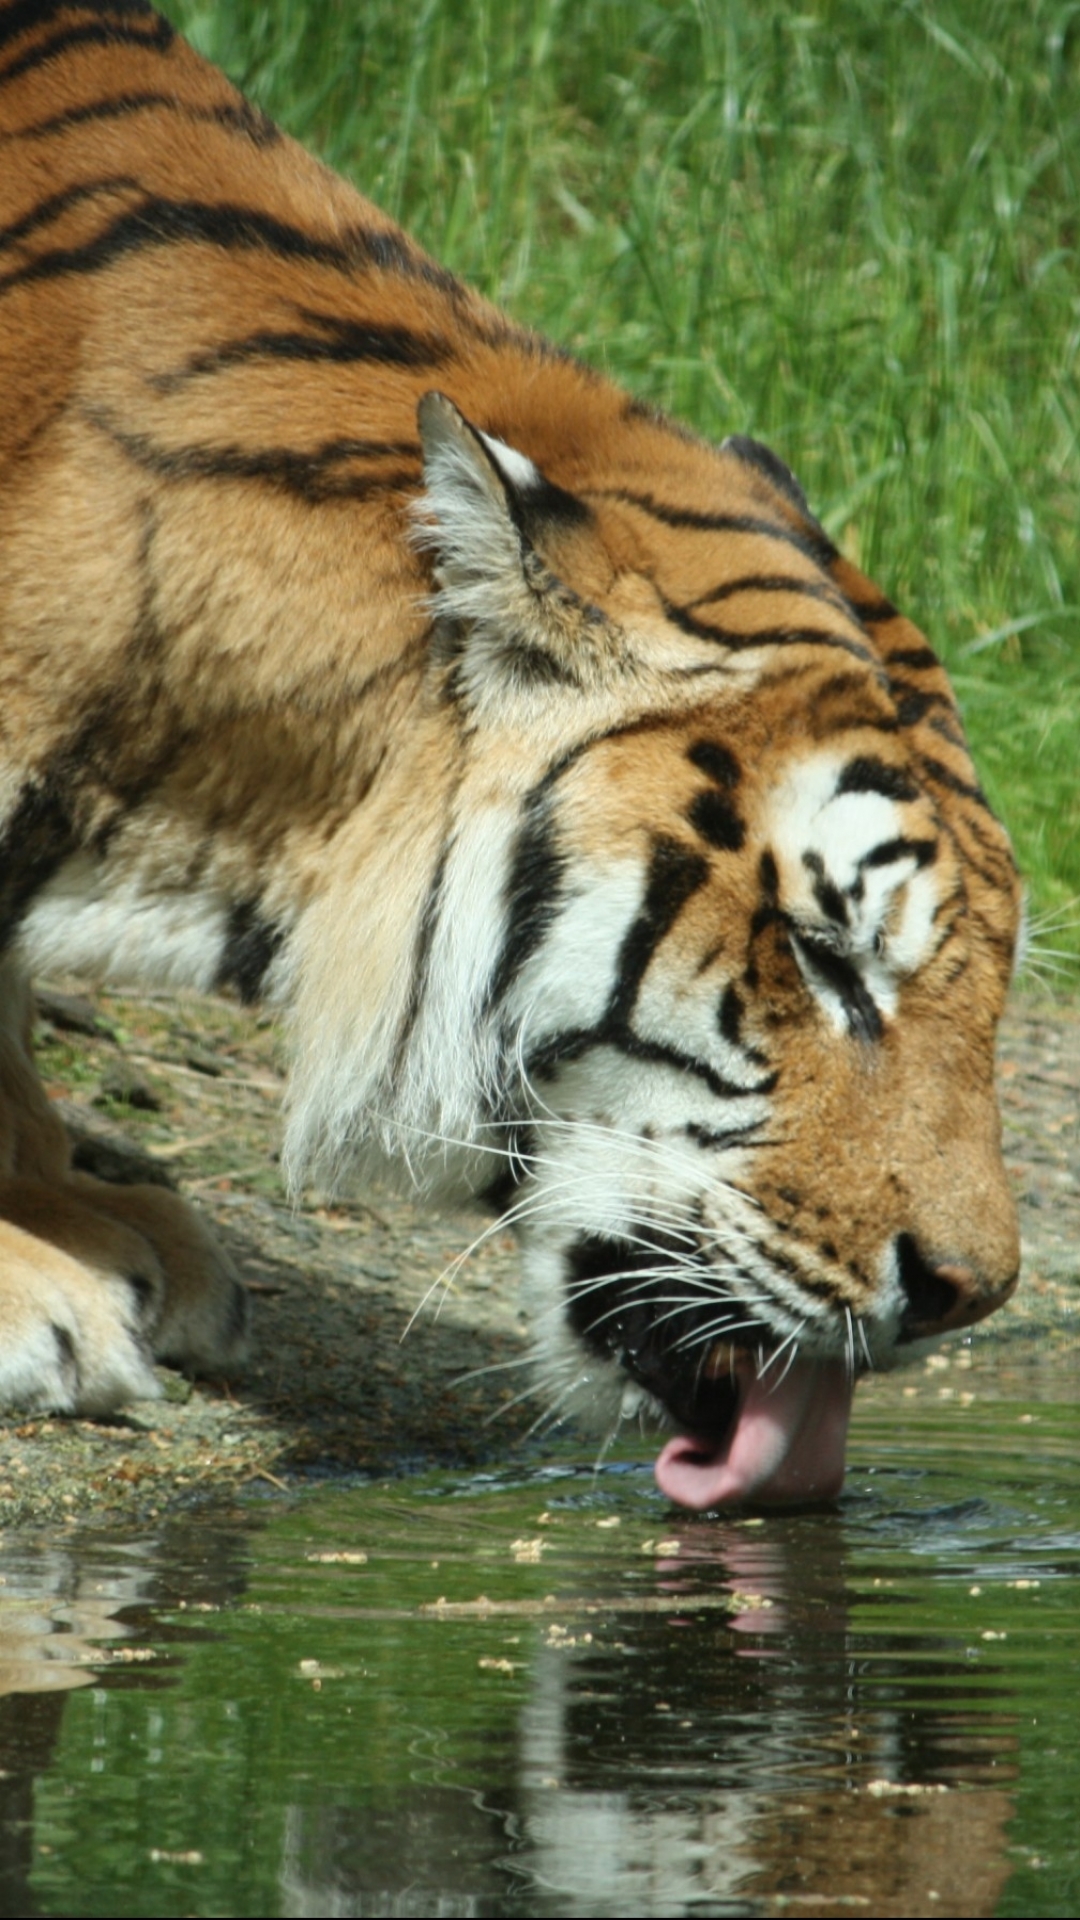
[0,984,1076,1532]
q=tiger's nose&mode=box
[895,1232,1019,1341]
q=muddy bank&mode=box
[0,984,1076,1530]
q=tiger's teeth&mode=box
[703,1341,741,1380]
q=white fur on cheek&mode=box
[508,862,646,1045]
[634,969,773,1093]
[404,799,522,1156]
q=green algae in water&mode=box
[4,1357,1079,1918]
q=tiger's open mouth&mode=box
[566,1233,854,1509]
[652,1353,854,1509]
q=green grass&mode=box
[171,0,1080,974]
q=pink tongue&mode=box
[654,1355,854,1510]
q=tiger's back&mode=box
[0,1,1021,1504]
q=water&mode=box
[1,1349,1077,1918]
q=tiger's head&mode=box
[290,391,1021,1509]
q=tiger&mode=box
[0,0,1022,1507]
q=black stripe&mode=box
[391,835,454,1080]
[1,87,171,139]
[520,837,779,1102]
[792,936,883,1043]
[0,189,467,297]
[967,903,1019,960]
[526,1023,775,1104]
[341,221,468,297]
[745,855,782,989]
[620,390,691,435]
[939,837,1016,903]
[721,434,810,514]
[0,189,349,290]
[5,89,281,145]
[485,793,567,1010]
[889,680,954,727]
[763,662,897,733]
[689,571,851,616]
[801,852,849,928]
[932,881,967,925]
[844,592,900,624]
[744,1233,846,1300]
[660,595,879,666]
[216,899,284,1005]
[153,311,451,389]
[938,811,1018,891]
[716,984,770,1067]
[607,837,708,1027]
[0,174,140,256]
[516,474,593,537]
[917,753,990,807]
[919,918,958,974]
[718,984,745,1046]
[686,1118,767,1151]
[0,776,77,951]
[758,849,780,902]
[0,0,158,50]
[883,643,941,670]
[858,835,937,871]
[485,639,580,692]
[835,755,919,802]
[0,9,172,89]
[213,99,281,147]
[88,410,420,503]
[487,709,711,826]
[589,485,837,565]
[928,709,967,750]
[687,739,740,787]
[688,787,744,852]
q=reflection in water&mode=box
[271,1509,1020,1918]
[0,1377,1075,1919]
[0,1520,248,1919]
[0,1537,167,1919]
[279,1792,517,1919]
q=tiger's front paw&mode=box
[0,1177,248,1415]
[0,1216,163,1415]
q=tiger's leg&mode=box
[0,957,248,1414]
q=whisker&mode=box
[755,1326,803,1383]
[453,1351,538,1387]
[771,1337,803,1389]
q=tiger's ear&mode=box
[414,391,628,708]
